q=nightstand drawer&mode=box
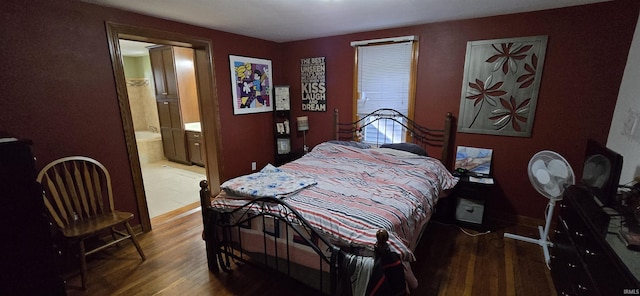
[454,184,491,200]
[454,198,485,224]
[448,175,493,231]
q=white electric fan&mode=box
[504,150,575,265]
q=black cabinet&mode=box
[0,138,66,295]
[434,175,493,231]
[273,85,301,166]
[551,185,639,295]
[273,86,294,166]
[274,110,294,166]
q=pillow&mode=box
[374,147,417,158]
[326,140,371,149]
[259,163,281,173]
[379,142,428,157]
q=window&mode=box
[352,36,419,145]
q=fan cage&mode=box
[527,150,575,200]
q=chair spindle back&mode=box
[37,156,114,229]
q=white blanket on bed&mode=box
[220,164,317,198]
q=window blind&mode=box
[356,41,413,116]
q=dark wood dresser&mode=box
[551,185,640,295]
[0,138,66,295]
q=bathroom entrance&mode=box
[119,39,206,220]
[106,23,224,232]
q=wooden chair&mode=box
[37,156,145,289]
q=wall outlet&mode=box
[251,162,257,171]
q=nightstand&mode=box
[450,175,494,231]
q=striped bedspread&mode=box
[211,142,458,261]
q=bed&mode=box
[199,108,457,295]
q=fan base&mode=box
[504,199,557,266]
[504,226,553,265]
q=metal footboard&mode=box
[200,180,350,294]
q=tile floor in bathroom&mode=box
[140,159,206,218]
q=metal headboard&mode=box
[333,108,455,169]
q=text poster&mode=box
[301,57,326,112]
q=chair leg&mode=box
[111,227,119,247]
[124,222,146,260]
[79,239,88,289]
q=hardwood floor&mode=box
[64,204,556,296]
[412,222,556,296]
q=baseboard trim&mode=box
[131,223,143,235]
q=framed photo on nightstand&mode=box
[455,146,493,177]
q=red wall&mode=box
[281,1,640,219]
[1,0,283,225]
[1,0,638,224]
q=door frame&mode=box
[105,22,224,232]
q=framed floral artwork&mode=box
[458,36,548,137]
[229,55,273,115]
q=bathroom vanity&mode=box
[185,122,204,166]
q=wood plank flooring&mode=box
[64,203,556,296]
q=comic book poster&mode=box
[229,55,272,115]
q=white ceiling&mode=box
[96,0,609,49]
[119,40,157,57]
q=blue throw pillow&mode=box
[380,142,428,156]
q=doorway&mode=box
[118,39,206,221]
[106,23,224,232]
